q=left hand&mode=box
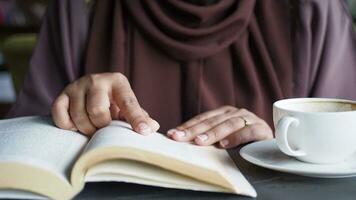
[167,106,273,148]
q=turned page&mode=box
[0,116,88,199]
[82,121,256,197]
[84,121,228,169]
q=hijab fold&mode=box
[12,0,356,133]
[85,0,293,130]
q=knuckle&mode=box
[87,74,99,85]
[230,109,241,116]
[122,97,138,108]
[233,108,251,117]
[86,74,106,89]
[222,105,234,109]
[222,105,236,112]
[239,108,248,113]
[66,81,85,95]
[69,110,83,121]
[202,118,214,127]
[87,105,108,117]
[64,84,77,94]
[195,114,206,121]
[112,72,128,84]
[87,74,99,82]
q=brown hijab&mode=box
[9,0,356,133]
[85,0,293,131]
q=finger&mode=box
[110,105,149,120]
[111,77,154,135]
[141,108,149,117]
[141,109,159,132]
[194,116,246,146]
[86,88,112,128]
[116,96,150,135]
[147,118,160,132]
[51,93,76,131]
[109,104,120,120]
[116,106,159,132]
[69,90,97,136]
[140,108,159,131]
[176,105,236,130]
[169,108,250,142]
[219,123,273,149]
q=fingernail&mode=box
[137,123,152,135]
[220,139,229,147]
[174,130,186,137]
[197,134,208,142]
[70,127,78,131]
[153,120,160,129]
[167,129,175,136]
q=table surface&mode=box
[75,147,356,200]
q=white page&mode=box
[85,160,228,192]
[0,116,88,183]
[85,121,227,172]
[84,121,256,197]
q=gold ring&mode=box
[240,116,251,126]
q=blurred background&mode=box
[0,0,356,119]
[0,0,46,118]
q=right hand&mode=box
[51,73,159,136]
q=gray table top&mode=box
[75,146,356,200]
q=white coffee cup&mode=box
[273,98,356,164]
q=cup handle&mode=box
[275,116,306,157]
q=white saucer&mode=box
[240,139,356,178]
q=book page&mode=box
[0,116,88,186]
[81,121,256,197]
[85,159,229,192]
[85,121,227,172]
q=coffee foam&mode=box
[283,101,356,113]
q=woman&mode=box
[8,0,356,148]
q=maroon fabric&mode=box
[85,0,293,131]
[8,0,356,133]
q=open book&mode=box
[0,116,256,199]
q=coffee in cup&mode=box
[273,98,356,164]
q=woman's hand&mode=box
[51,73,159,136]
[167,106,273,148]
